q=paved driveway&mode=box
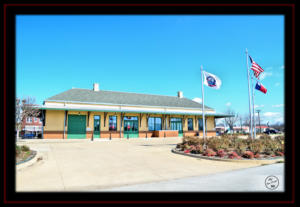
[99,163,284,192]
[16,138,265,191]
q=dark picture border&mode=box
[2,2,295,205]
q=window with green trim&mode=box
[188,118,193,131]
[198,118,207,131]
[109,116,117,131]
[148,117,162,131]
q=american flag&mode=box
[249,56,264,78]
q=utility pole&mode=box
[240,117,243,133]
[256,109,261,134]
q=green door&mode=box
[93,115,100,138]
[124,116,139,138]
[171,118,183,137]
[67,115,86,139]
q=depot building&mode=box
[39,83,230,139]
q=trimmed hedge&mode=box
[177,135,285,159]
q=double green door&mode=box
[67,115,86,139]
[170,118,183,137]
[124,117,139,138]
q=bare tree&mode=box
[224,108,239,133]
[16,97,40,140]
[243,114,251,128]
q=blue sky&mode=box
[16,15,284,125]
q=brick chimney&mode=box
[177,91,183,98]
[93,83,99,91]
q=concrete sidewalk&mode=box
[16,138,269,192]
[97,163,284,192]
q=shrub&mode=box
[228,151,240,159]
[254,153,261,159]
[184,149,190,154]
[275,151,284,156]
[182,136,204,146]
[261,138,280,155]
[242,151,254,159]
[217,149,226,157]
[190,144,204,154]
[182,143,191,151]
[259,134,272,140]
[249,139,265,154]
[234,139,248,155]
[203,148,216,157]
[21,145,30,152]
[207,137,223,151]
[16,145,21,155]
[274,135,284,142]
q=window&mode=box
[26,117,32,123]
[170,118,181,122]
[188,118,193,131]
[109,116,117,131]
[198,118,207,131]
[124,116,138,121]
[34,117,37,122]
[148,117,162,131]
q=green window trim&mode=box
[188,118,194,131]
[198,118,207,131]
[148,117,162,131]
[109,115,118,131]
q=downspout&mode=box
[63,111,66,139]
[42,110,45,139]
[63,110,67,139]
[120,112,123,138]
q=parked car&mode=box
[22,133,35,139]
[264,128,279,134]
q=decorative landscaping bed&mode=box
[174,135,284,161]
[16,145,36,165]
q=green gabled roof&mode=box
[45,88,214,110]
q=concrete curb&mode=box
[16,150,42,171]
[172,149,284,165]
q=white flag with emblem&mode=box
[202,71,222,89]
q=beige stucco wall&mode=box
[44,110,216,132]
[44,110,65,131]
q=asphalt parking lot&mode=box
[16,138,267,191]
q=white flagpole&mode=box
[200,65,206,146]
[251,76,256,138]
[246,48,253,139]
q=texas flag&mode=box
[255,82,267,94]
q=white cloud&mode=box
[192,97,202,103]
[275,82,280,87]
[254,104,264,108]
[259,72,272,80]
[263,112,281,117]
[226,102,231,107]
[262,112,284,125]
[272,104,284,108]
[281,65,285,70]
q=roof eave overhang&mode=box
[44,99,214,111]
[36,105,232,117]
